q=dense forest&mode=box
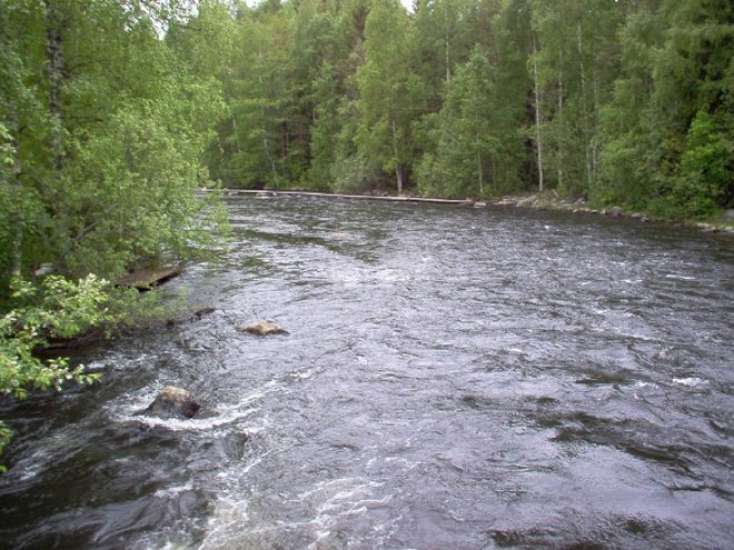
[183,0,733,218]
[0,0,733,456]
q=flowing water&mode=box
[2,196,734,549]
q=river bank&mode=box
[218,188,734,236]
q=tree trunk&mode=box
[391,119,403,194]
[9,112,22,278]
[444,1,451,84]
[592,66,600,184]
[532,34,544,193]
[257,55,277,183]
[231,114,242,156]
[44,0,65,174]
[577,22,592,191]
[477,150,483,197]
[557,49,564,191]
[395,164,404,195]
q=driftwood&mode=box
[219,189,476,206]
[38,327,107,356]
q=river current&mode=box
[2,195,734,549]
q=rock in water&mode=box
[238,320,288,336]
[146,386,201,419]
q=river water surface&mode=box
[2,196,734,549]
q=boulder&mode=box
[696,223,720,233]
[473,201,487,208]
[146,386,201,419]
[724,209,734,222]
[34,263,55,277]
[238,320,288,336]
[609,206,624,217]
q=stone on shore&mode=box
[516,195,537,208]
[238,320,288,336]
[146,386,201,419]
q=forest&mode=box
[1,0,733,457]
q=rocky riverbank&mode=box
[488,192,734,236]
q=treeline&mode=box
[179,0,733,218]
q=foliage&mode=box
[0,0,230,466]
[0,276,108,399]
[0,275,110,467]
[178,0,734,220]
[0,0,228,290]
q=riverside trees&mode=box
[0,0,227,452]
[183,0,732,219]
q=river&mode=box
[2,195,734,549]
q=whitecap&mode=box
[672,377,708,388]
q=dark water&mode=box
[2,196,734,549]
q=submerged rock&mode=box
[193,306,216,319]
[146,386,201,419]
[238,320,288,336]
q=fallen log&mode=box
[117,265,183,291]
[216,188,476,206]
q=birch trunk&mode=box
[576,23,592,190]
[257,52,277,182]
[557,49,564,191]
[532,34,544,193]
[477,150,483,197]
[391,119,403,194]
[9,113,22,278]
[444,1,451,84]
[44,0,65,174]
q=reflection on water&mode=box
[2,196,734,548]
